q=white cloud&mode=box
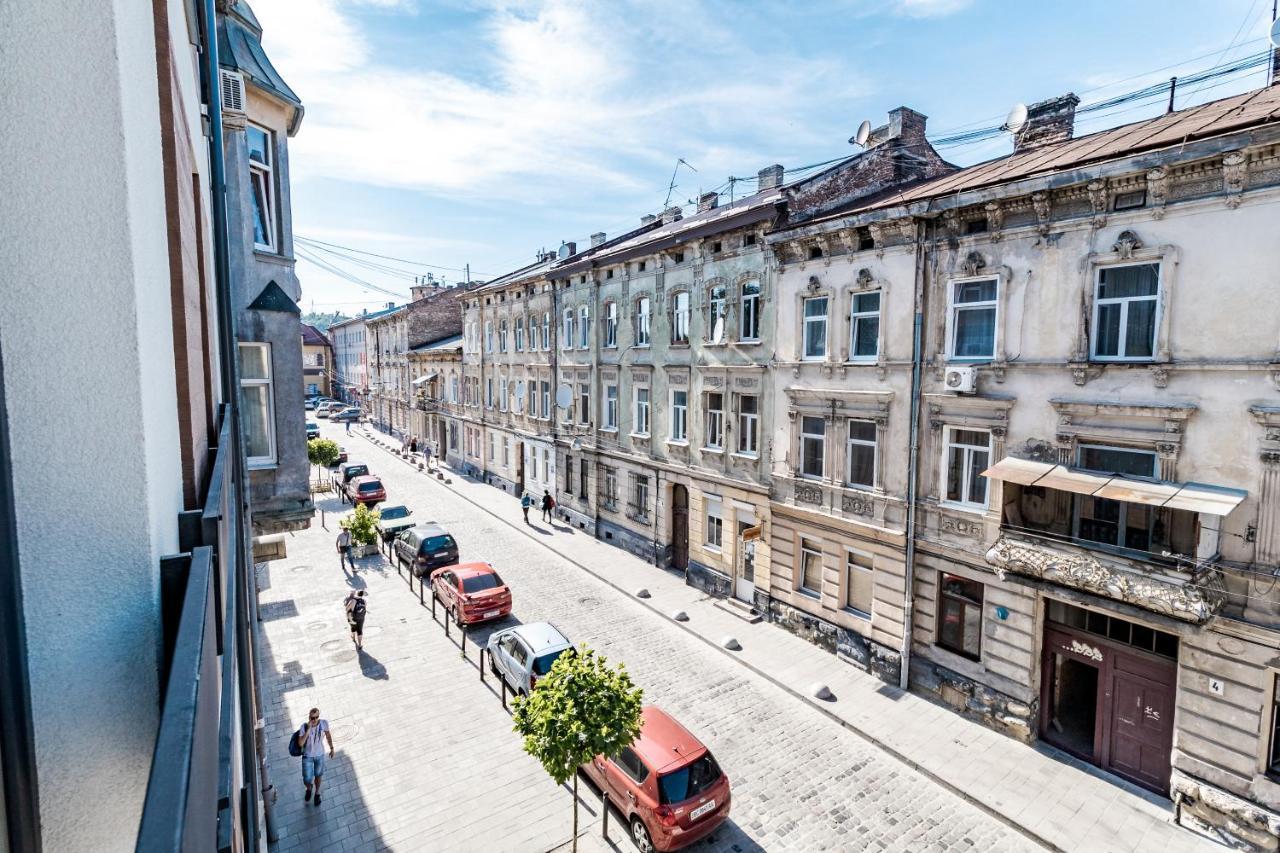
[894,0,972,17]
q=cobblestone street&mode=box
[257,420,1212,852]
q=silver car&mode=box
[485,622,573,696]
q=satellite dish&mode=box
[1004,103,1028,135]
[711,316,725,345]
[555,384,573,409]
[852,120,872,148]
[557,242,572,260]
[1272,17,1280,47]
[514,381,526,403]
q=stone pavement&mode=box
[337,421,1220,853]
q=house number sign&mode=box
[1064,639,1103,662]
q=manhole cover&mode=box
[305,621,329,633]
[578,596,601,606]
[330,650,358,664]
[289,564,314,573]
[329,721,359,744]
[320,639,345,651]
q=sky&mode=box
[249,0,1279,315]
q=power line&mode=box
[296,235,495,278]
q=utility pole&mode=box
[465,263,471,284]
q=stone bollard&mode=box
[810,683,833,700]
[670,610,688,622]
[721,636,741,651]
[634,588,650,599]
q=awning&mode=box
[411,373,438,386]
[981,457,1246,516]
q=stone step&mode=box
[714,596,763,624]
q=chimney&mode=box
[698,191,719,212]
[386,301,394,309]
[1014,94,1080,153]
[590,232,606,247]
[757,164,784,191]
[640,214,657,225]
[662,206,683,225]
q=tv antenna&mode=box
[850,120,872,148]
[664,158,698,208]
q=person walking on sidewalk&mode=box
[520,492,533,524]
[344,590,367,648]
[409,435,418,454]
[296,707,334,806]
[344,418,351,434]
[541,489,554,523]
[336,528,355,572]
[423,444,432,471]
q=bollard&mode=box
[460,625,467,656]
[501,677,507,711]
[479,648,486,683]
[602,792,609,838]
[445,611,451,639]
[419,578,424,606]
[431,592,437,621]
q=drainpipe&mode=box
[198,0,276,842]
[899,217,928,691]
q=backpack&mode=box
[352,597,367,618]
[287,724,307,757]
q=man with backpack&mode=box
[293,707,334,806]
[344,590,367,649]
[520,491,533,524]
[541,489,554,523]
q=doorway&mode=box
[1040,602,1177,794]
[734,514,757,603]
[515,441,525,494]
[670,484,688,570]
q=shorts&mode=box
[349,616,365,636]
[302,754,326,784]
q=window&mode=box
[603,466,618,508]
[636,297,651,345]
[708,284,728,343]
[579,460,588,499]
[637,260,646,272]
[486,378,493,409]
[562,309,574,349]
[540,380,550,419]
[704,392,724,449]
[579,305,590,348]
[672,292,691,344]
[949,278,998,360]
[800,415,825,479]
[943,427,991,509]
[803,296,828,359]
[846,419,877,489]
[845,550,873,616]
[744,233,756,246]
[527,380,537,416]
[1113,189,1146,211]
[239,343,275,465]
[736,395,758,455]
[631,475,650,519]
[705,499,723,549]
[503,436,510,466]
[451,375,459,402]
[247,125,276,251]
[577,383,589,425]
[542,312,551,350]
[1074,445,1165,551]
[849,291,880,360]
[1269,676,1280,781]
[498,378,507,411]
[499,320,508,352]
[799,539,822,595]
[604,384,618,430]
[740,280,761,341]
[514,317,524,351]
[565,456,574,495]
[604,302,617,347]
[488,432,496,461]
[633,387,650,436]
[937,573,983,660]
[670,389,688,442]
[485,321,494,353]
[1092,263,1159,361]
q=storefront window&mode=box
[936,573,983,660]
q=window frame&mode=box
[670,389,688,443]
[736,394,758,456]
[846,418,878,490]
[577,382,590,426]
[936,572,984,661]
[604,301,618,348]
[844,548,874,618]
[802,296,829,361]
[604,384,618,431]
[799,538,823,597]
[1268,674,1280,781]
[247,123,277,252]
[799,415,825,480]
[1071,443,1161,551]
[514,317,524,351]
[946,276,999,362]
[1090,261,1161,362]
[704,498,724,550]
[849,290,881,362]
[562,308,574,350]
[704,391,724,451]
[635,297,651,346]
[941,426,992,510]
[632,386,650,437]
[707,284,728,344]
[578,305,590,349]
[239,342,277,467]
[740,280,761,342]
[671,291,691,345]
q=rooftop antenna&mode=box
[664,158,697,208]
[850,119,872,148]
[1003,103,1028,136]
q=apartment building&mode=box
[301,323,332,396]
[407,334,464,462]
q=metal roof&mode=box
[219,2,304,133]
[409,334,463,353]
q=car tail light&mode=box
[656,806,676,828]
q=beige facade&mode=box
[406,335,463,463]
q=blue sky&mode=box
[251,0,1277,314]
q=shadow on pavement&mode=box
[356,648,388,680]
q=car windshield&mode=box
[421,535,454,552]
[461,573,502,594]
[306,423,317,429]
[345,466,368,479]
[358,481,383,492]
[657,754,721,805]
[380,506,409,520]
[532,648,568,675]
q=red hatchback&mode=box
[346,474,385,507]
[583,706,730,853]
[430,562,511,627]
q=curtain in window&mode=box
[241,385,272,459]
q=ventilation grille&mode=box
[219,69,245,114]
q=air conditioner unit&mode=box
[944,365,978,394]
[219,69,246,117]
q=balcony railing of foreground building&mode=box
[982,456,1244,624]
[137,406,263,852]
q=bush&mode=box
[341,503,380,547]
[307,438,341,477]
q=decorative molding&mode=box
[856,268,875,289]
[985,201,1004,241]
[942,209,961,239]
[1031,190,1051,234]
[841,494,874,516]
[1150,365,1170,388]
[1087,179,1108,226]
[985,536,1222,623]
[961,251,987,277]
[1222,151,1247,208]
[806,275,822,294]
[1146,166,1169,218]
[794,483,823,505]
[1111,230,1143,259]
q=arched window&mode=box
[635,297,651,345]
[708,284,728,343]
[740,280,761,341]
[671,291,690,344]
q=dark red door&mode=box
[1107,663,1175,792]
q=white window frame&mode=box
[499,378,508,412]
[239,342,277,467]
[704,392,724,450]
[499,319,508,352]
[705,498,724,550]
[577,382,590,425]
[247,124,277,252]
[635,297,651,346]
[800,415,825,479]
[846,418,877,490]
[485,321,494,353]
[844,548,874,618]
[707,283,728,344]
[849,290,881,361]
[799,538,823,596]
[563,308,574,350]
[740,280,761,342]
[1091,262,1161,362]
[670,389,688,443]
[942,426,992,510]
[736,394,758,456]
[946,277,999,361]
[633,386,650,437]
[540,380,550,419]
[802,296,828,360]
[672,291,691,344]
[604,301,618,348]
[579,305,590,349]
[604,384,618,430]
[514,317,524,351]
[542,312,551,350]
[1071,444,1160,546]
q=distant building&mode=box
[301,323,332,397]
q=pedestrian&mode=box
[541,489,554,523]
[520,491,533,524]
[423,444,432,471]
[295,707,334,806]
[344,590,367,648]
[336,527,355,572]
[410,435,418,454]
[344,418,351,434]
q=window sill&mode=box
[704,544,722,554]
[843,606,872,621]
[731,451,759,461]
[801,356,827,363]
[701,446,724,455]
[667,439,689,447]
[843,358,879,366]
[599,427,618,434]
[247,460,279,471]
[935,642,982,664]
[945,356,993,364]
[797,588,821,601]
[629,433,650,440]
[939,500,989,516]
[1089,357,1157,364]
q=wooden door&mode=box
[1106,657,1175,792]
[671,484,689,570]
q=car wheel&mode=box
[630,817,654,853]
[488,653,500,677]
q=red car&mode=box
[345,474,385,506]
[430,562,511,627]
[583,706,730,853]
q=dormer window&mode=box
[965,218,988,235]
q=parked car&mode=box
[485,622,573,696]
[582,706,730,853]
[344,474,385,507]
[306,421,320,440]
[392,523,458,577]
[334,462,369,497]
[304,399,316,411]
[375,504,415,542]
[316,401,334,418]
[331,407,362,423]
[336,446,348,464]
[430,562,511,626]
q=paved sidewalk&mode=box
[354,425,1218,853]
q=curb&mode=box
[354,427,1059,852]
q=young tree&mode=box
[307,437,340,481]
[511,646,643,852]
[342,503,380,548]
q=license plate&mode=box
[484,610,500,619]
[689,800,715,820]
[434,552,449,558]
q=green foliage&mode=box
[307,438,341,470]
[511,645,644,786]
[341,503,381,546]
